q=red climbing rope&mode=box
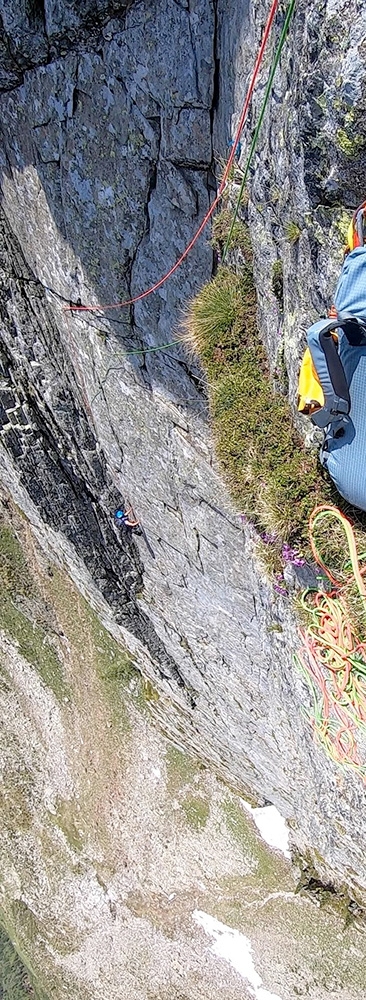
[65,0,280,314]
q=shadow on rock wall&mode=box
[0,0,222,412]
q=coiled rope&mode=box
[64,0,281,314]
[295,505,366,782]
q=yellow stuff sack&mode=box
[297,331,339,415]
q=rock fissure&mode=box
[0,206,195,700]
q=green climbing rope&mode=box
[222,0,296,262]
[124,339,182,356]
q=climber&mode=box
[113,506,141,531]
[228,138,242,162]
[297,199,366,511]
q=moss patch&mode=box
[336,128,365,157]
[180,794,210,831]
[165,745,201,794]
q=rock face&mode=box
[1,492,366,1000]
[1,0,366,991]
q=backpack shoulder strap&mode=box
[307,318,350,428]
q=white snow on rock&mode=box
[241,802,291,859]
[193,910,283,1000]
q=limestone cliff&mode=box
[1,0,366,996]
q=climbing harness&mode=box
[298,200,366,511]
[64,0,282,315]
[295,505,366,782]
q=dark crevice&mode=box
[211,0,220,115]
[72,87,81,117]
[186,0,199,98]
[0,204,191,698]
[27,0,47,35]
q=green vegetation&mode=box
[336,128,365,157]
[0,524,69,702]
[0,759,33,834]
[221,798,290,889]
[284,220,302,243]
[181,795,210,831]
[53,798,84,853]
[184,259,332,549]
[165,744,201,794]
[211,209,252,256]
[272,259,284,308]
[186,212,366,636]
[83,598,139,729]
[0,926,44,1000]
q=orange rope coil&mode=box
[295,505,366,781]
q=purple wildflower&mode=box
[282,542,305,567]
[261,531,278,544]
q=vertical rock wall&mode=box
[0,0,366,928]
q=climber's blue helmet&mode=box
[114,509,125,519]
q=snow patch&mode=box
[193,910,283,1000]
[241,802,291,859]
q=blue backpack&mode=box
[305,242,366,510]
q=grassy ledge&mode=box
[183,256,332,552]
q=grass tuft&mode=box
[183,256,332,549]
[284,221,302,243]
[211,209,253,257]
